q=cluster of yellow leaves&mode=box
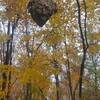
[44,32,64,45]
[0,64,20,98]
[89,44,100,54]
[0,33,10,42]
[18,51,56,93]
[0,64,19,75]
[0,91,5,99]
[49,0,65,27]
[71,73,79,90]
[86,0,95,10]
[50,12,62,26]
[88,33,100,41]
[21,34,32,42]
[3,0,29,19]
[88,33,100,54]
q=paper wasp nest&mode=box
[27,0,57,27]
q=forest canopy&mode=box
[0,0,100,100]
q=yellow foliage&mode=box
[0,0,99,99]
[21,34,32,42]
[44,32,63,45]
[88,44,100,54]
[0,34,10,42]
[3,0,29,19]
[50,12,62,26]
[71,71,79,90]
[0,91,5,99]
[86,0,94,10]
[18,51,54,92]
[88,33,100,41]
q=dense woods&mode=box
[0,0,100,100]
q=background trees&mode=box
[0,0,100,100]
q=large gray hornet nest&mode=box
[27,0,57,27]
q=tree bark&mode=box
[76,0,88,99]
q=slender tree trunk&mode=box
[52,45,60,100]
[39,87,47,100]
[1,21,10,100]
[55,74,60,100]
[24,20,32,100]
[64,41,75,100]
[24,83,32,100]
[7,16,19,100]
[66,58,74,100]
[92,56,98,97]
[1,15,19,100]
[76,0,88,99]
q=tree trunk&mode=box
[55,74,60,100]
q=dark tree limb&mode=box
[76,0,88,98]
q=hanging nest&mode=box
[27,0,57,27]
